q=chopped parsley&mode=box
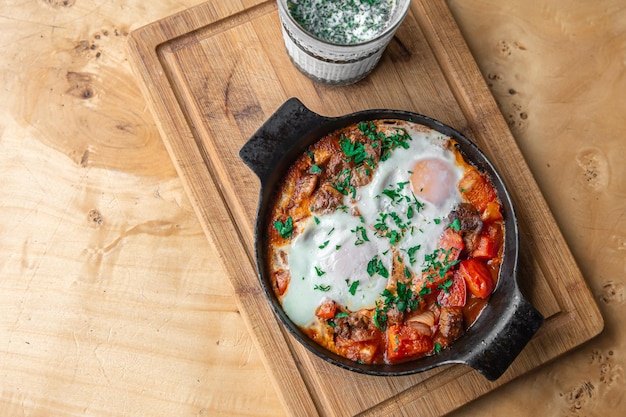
[372,183,426,247]
[381,187,405,204]
[419,286,432,296]
[387,229,401,246]
[351,225,370,245]
[380,130,412,160]
[348,280,360,296]
[366,255,389,278]
[274,217,293,239]
[373,308,386,329]
[388,212,408,230]
[374,213,389,233]
[438,278,454,293]
[405,245,421,265]
[404,266,412,278]
[422,247,461,282]
[394,282,419,313]
[339,135,368,165]
[374,282,420,330]
[357,121,413,163]
[448,218,462,231]
[407,204,415,220]
[314,284,331,292]
[332,168,356,198]
[325,311,347,327]
[318,240,330,249]
[373,213,402,246]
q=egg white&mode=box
[283,211,391,327]
[355,125,464,276]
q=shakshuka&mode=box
[265,119,504,365]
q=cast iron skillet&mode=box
[239,97,543,381]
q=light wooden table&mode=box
[1,1,623,416]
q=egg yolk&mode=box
[410,158,457,206]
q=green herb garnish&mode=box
[348,280,360,296]
[448,218,462,231]
[332,168,356,198]
[405,245,421,265]
[366,255,389,278]
[339,135,368,165]
[422,247,461,282]
[274,217,293,239]
[351,225,370,245]
[438,278,454,293]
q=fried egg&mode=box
[280,123,465,327]
[283,211,391,327]
[355,125,465,277]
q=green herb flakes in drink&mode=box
[288,0,396,45]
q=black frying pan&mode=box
[239,97,543,380]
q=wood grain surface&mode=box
[0,1,624,416]
[128,0,603,415]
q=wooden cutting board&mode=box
[127,1,604,415]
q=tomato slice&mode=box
[471,222,502,260]
[315,299,337,319]
[418,229,465,290]
[274,269,290,296]
[335,337,379,365]
[438,228,464,262]
[481,201,503,223]
[458,168,497,212]
[472,236,497,260]
[437,273,467,307]
[386,324,434,362]
[458,259,494,299]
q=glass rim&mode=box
[277,0,412,49]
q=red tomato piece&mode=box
[315,299,338,319]
[481,201,503,223]
[335,338,379,365]
[437,273,467,307]
[274,269,290,296]
[419,270,454,292]
[472,236,497,260]
[471,222,502,260]
[458,169,497,212]
[438,228,464,262]
[386,324,434,362]
[420,229,465,290]
[458,259,494,299]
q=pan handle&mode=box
[466,292,544,381]
[239,97,328,184]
